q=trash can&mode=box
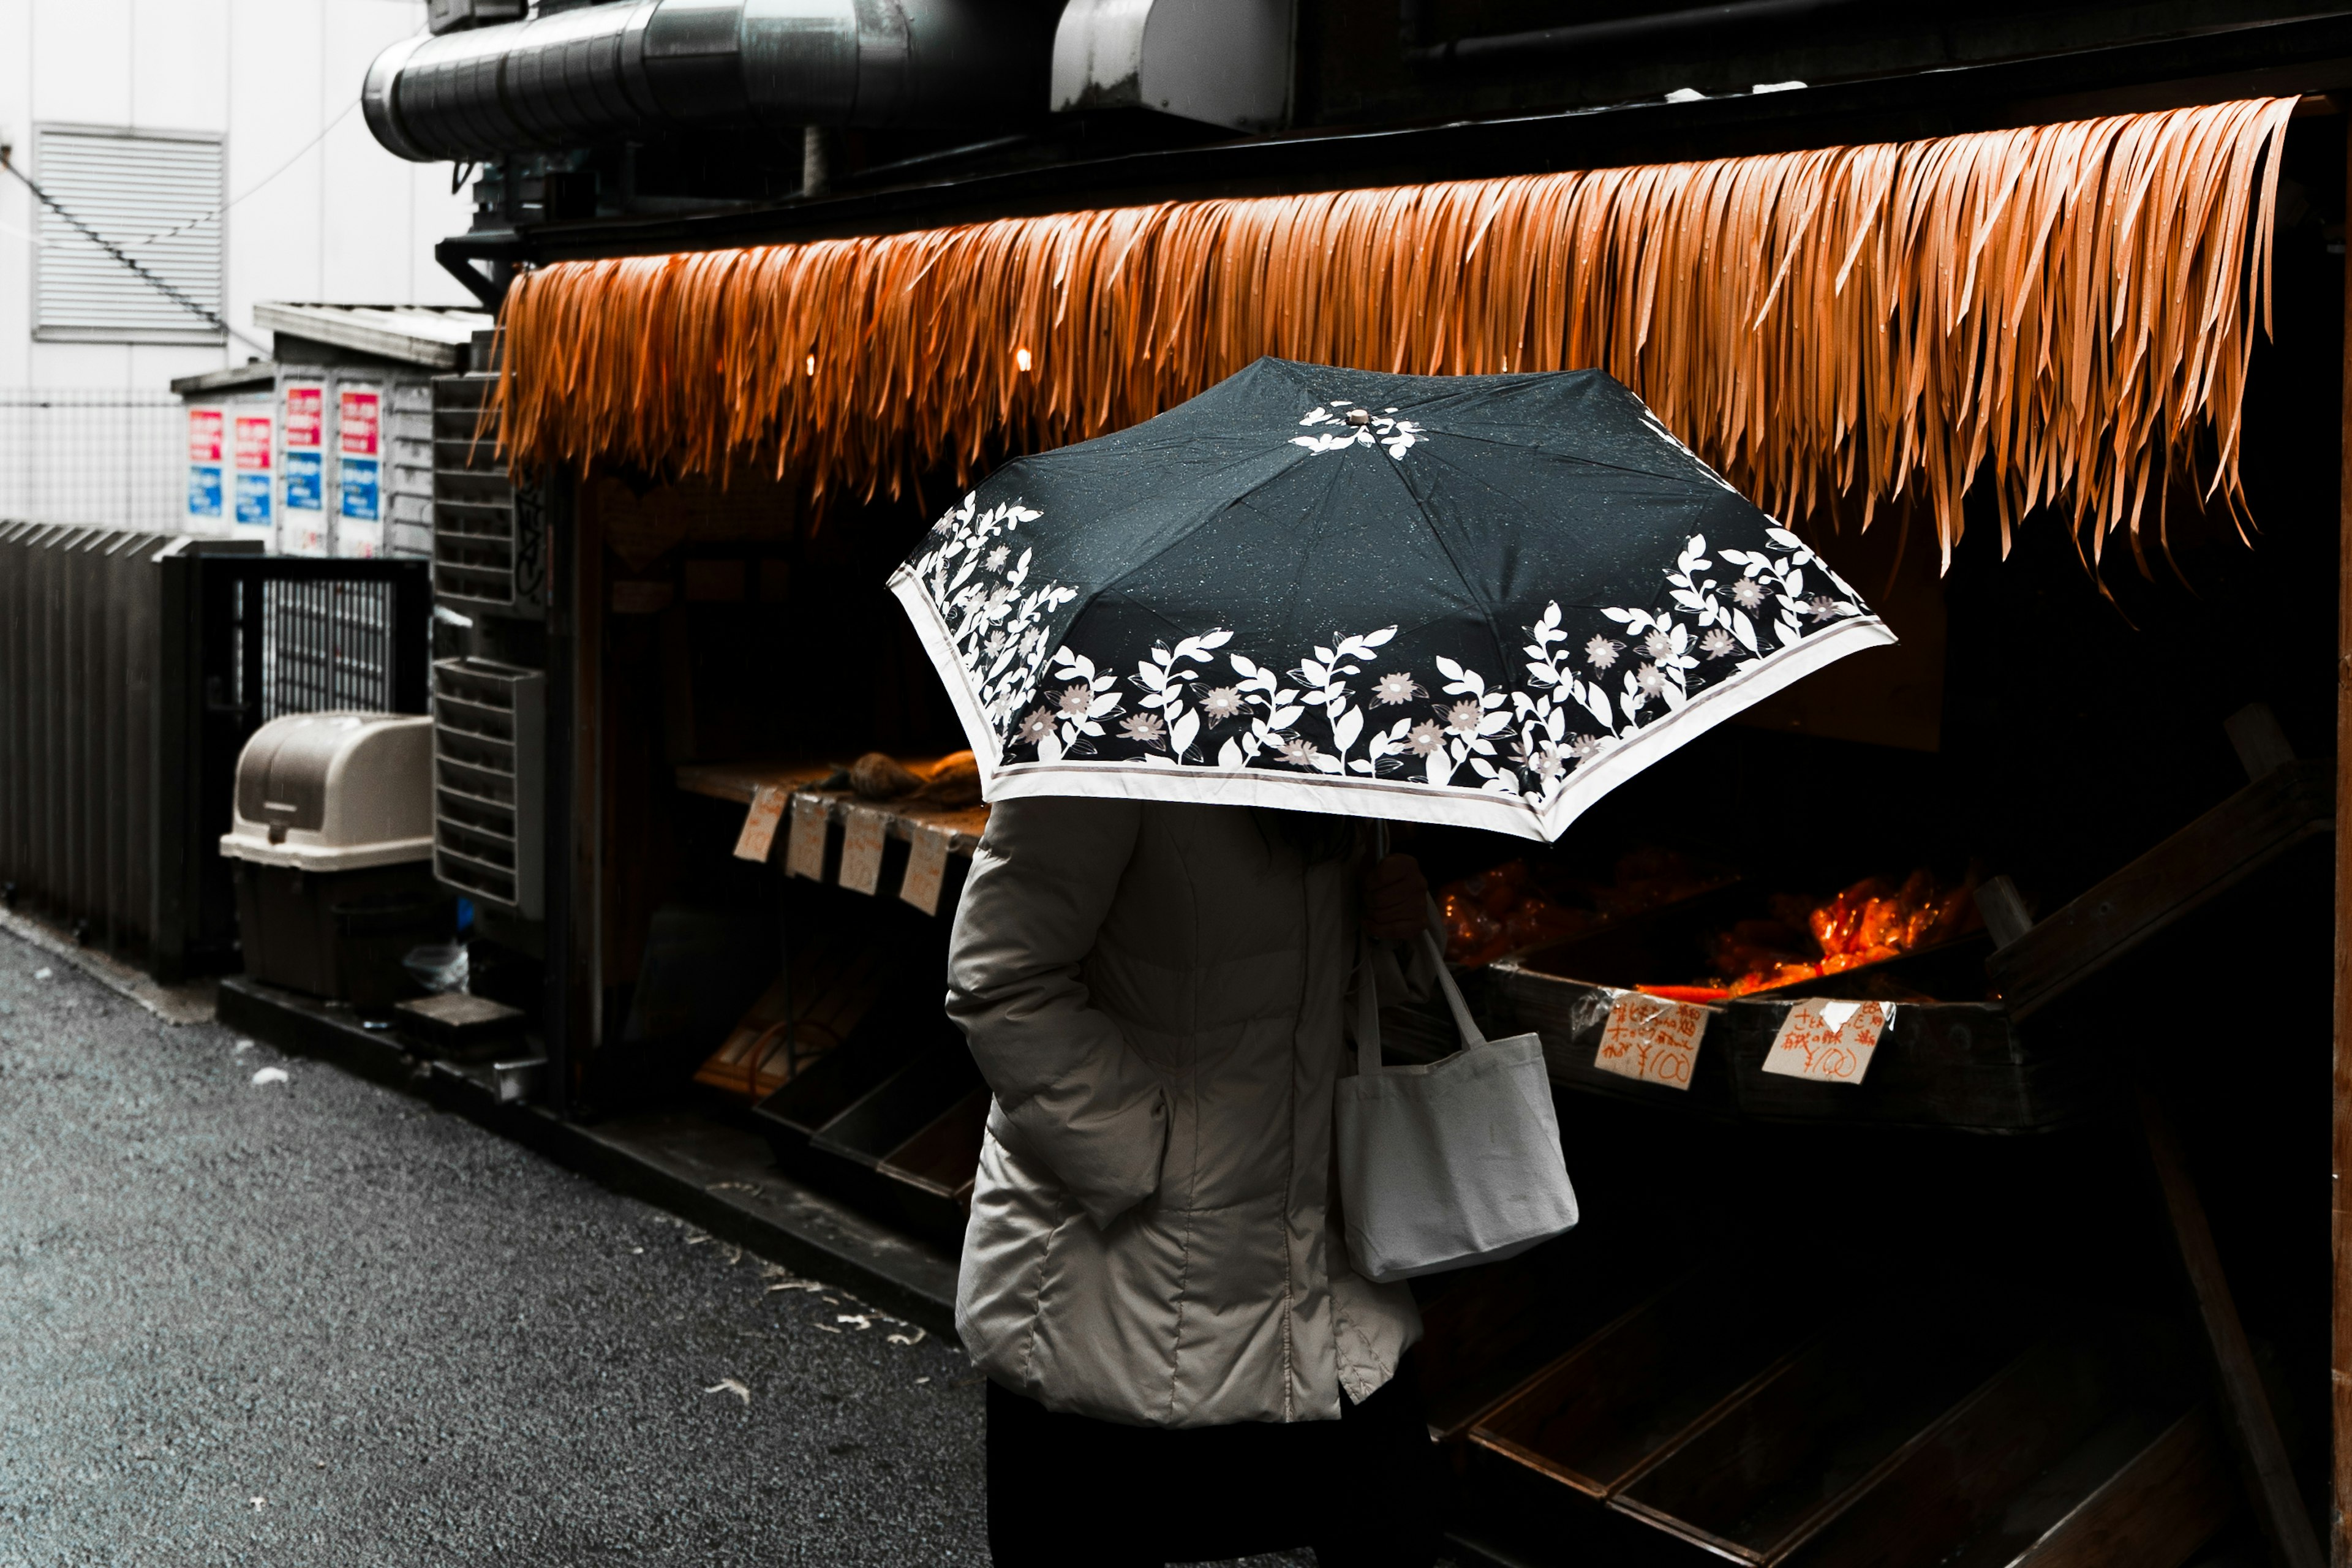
[220,712,449,1005]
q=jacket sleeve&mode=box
[946,794,1166,1229]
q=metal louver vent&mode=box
[34,126,224,344]
[432,657,544,919]
[431,373,540,611]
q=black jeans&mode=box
[984,1354,1444,1567]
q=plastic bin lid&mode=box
[220,711,435,873]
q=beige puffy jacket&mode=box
[948,797,1423,1428]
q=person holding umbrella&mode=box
[897,360,1893,1565]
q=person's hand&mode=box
[1363,853,1430,943]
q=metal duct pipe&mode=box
[364,0,1052,165]
[1406,0,1879,69]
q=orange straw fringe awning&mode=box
[494,96,2297,571]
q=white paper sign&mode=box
[733,783,787,862]
[1760,998,1896,1086]
[784,795,829,881]
[1592,990,1709,1091]
[899,823,952,915]
[838,807,888,895]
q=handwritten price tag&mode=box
[899,823,952,915]
[1760,998,1896,1086]
[1593,991,1709,1091]
[784,795,829,881]
[732,783,787,863]
[838,807,888,895]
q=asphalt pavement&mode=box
[0,933,1318,1567]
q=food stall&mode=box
[436,83,2346,1567]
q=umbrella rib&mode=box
[1374,447,1519,704]
[1087,447,1331,605]
[1264,453,1357,641]
[1427,423,1709,487]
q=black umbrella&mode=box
[889,358,1892,842]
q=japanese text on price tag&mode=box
[784,795,829,881]
[1760,998,1896,1085]
[838,807,888,895]
[899,823,952,915]
[1592,991,1709,1091]
[733,784,786,862]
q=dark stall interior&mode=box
[514,109,2350,1568]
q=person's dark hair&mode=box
[1250,807,1357,865]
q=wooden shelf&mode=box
[1986,758,2331,1019]
[676,758,991,857]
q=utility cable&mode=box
[0,148,270,356]
[123,96,362,251]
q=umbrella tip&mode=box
[1345,408,1371,427]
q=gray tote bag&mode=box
[1335,930,1579,1284]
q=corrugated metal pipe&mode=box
[364,0,1054,164]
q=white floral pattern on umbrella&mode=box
[903,481,1871,815]
[1289,402,1424,459]
[982,526,1864,809]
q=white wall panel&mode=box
[0,0,35,385]
[130,0,228,132]
[5,0,468,391]
[224,0,325,345]
[322,0,457,307]
[29,0,132,127]
[26,340,132,386]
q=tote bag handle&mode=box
[1356,924,1489,1076]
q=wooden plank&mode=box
[2007,1407,2234,1568]
[1470,1274,1805,1501]
[1611,1308,2009,1563]
[674,758,835,804]
[674,759,990,856]
[1985,759,2332,1018]
[2334,111,2352,1568]
[1780,1337,2114,1568]
[2139,1083,2323,1568]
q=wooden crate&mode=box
[1480,962,2102,1134]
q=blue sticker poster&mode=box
[336,383,385,557]
[235,470,273,527]
[284,450,323,511]
[340,456,380,522]
[229,408,274,530]
[187,465,222,521]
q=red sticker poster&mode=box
[187,408,224,464]
[339,387,380,458]
[283,385,323,450]
[233,414,273,472]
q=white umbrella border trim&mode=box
[891,565,1895,843]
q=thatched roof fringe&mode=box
[494,97,2297,565]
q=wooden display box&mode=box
[754,1025,984,1246]
[1476,890,2102,1133]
